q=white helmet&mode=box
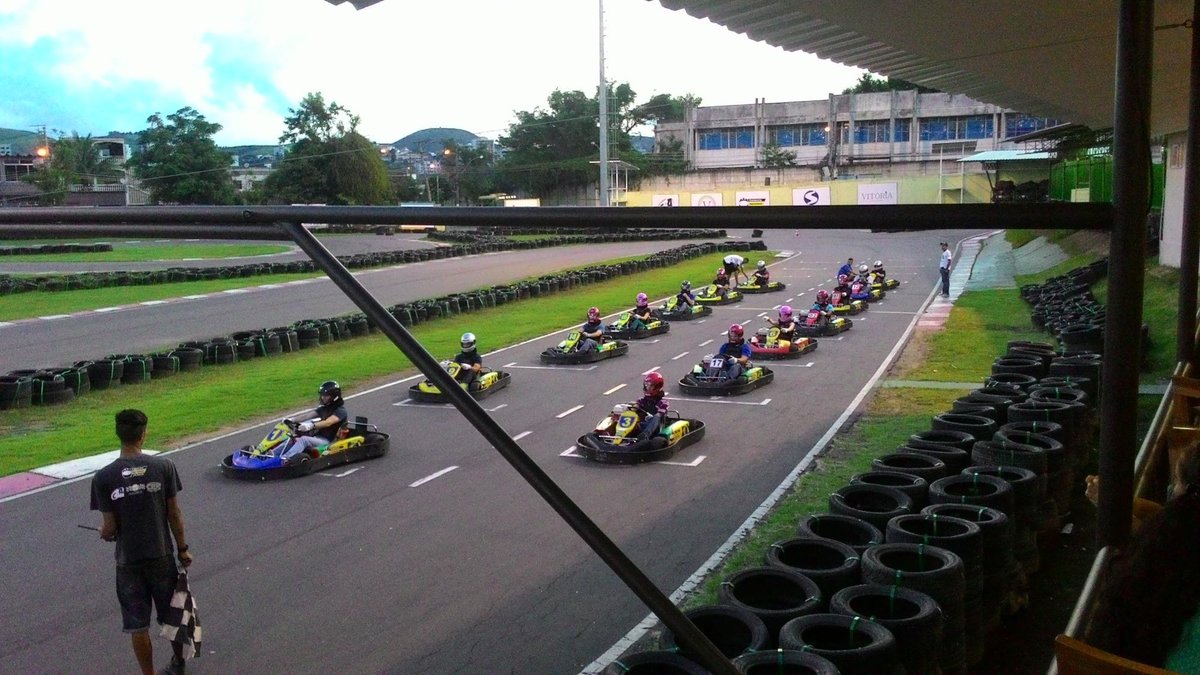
[858,263,869,273]
[461,332,476,352]
[756,260,766,270]
[873,260,883,269]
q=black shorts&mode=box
[723,261,740,275]
[115,555,178,632]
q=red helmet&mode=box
[837,274,849,285]
[587,306,600,321]
[817,290,831,304]
[728,323,744,341]
[643,371,664,395]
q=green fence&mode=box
[1050,155,1164,208]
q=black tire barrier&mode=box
[1047,357,1101,402]
[909,429,975,452]
[932,413,997,443]
[897,443,971,475]
[717,567,823,646]
[829,584,944,675]
[51,364,91,396]
[849,470,929,509]
[860,543,965,673]
[0,242,113,255]
[0,375,33,410]
[829,483,913,531]
[85,358,125,390]
[107,354,153,385]
[992,429,1067,473]
[599,651,708,675]
[150,352,181,378]
[983,372,1039,391]
[951,400,1000,423]
[871,452,947,483]
[796,513,883,556]
[31,372,73,405]
[929,474,1015,517]
[171,348,204,372]
[962,466,1042,522]
[658,604,769,660]
[271,328,300,353]
[201,341,238,365]
[997,420,1064,445]
[991,356,1045,379]
[922,503,1016,630]
[764,537,860,609]
[778,613,898,675]
[970,439,1049,476]
[731,649,841,674]
[885,514,986,664]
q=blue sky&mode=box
[0,0,865,146]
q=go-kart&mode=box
[695,284,742,306]
[830,289,866,315]
[736,278,787,294]
[408,360,511,403]
[796,308,853,337]
[576,403,705,464]
[870,271,900,291]
[220,417,390,480]
[653,296,713,321]
[605,312,670,340]
[749,326,818,360]
[678,354,774,397]
[540,330,628,365]
[849,279,883,302]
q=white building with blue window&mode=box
[655,90,1061,176]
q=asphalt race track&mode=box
[0,237,703,373]
[0,227,985,673]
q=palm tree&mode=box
[51,133,122,189]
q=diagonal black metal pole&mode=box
[1177,0,1200,370]
[274,219,737,675]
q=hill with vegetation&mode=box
[391,127,479,153]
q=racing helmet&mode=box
[858,263,869,274]
[728,323,744,342]
[587,306,600,322]
[779,305,793,321]
[318,380,341,402]
[461,332,477,352]
[756,260,766,270]
[643,371,664,395]
[837,274,849,285]
[873,260,883,270]
[680,280,691,291]
[716,267,727,277]
[636,292,649,307]
[817,290,831,304]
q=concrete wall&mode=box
[626,172,995,207]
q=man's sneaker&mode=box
[158,655,185,675]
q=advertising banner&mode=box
[792,187,830,206]
[857,182,898,205]
[735,190,770,206]
[691,193,723,207]
[652,194,679,207]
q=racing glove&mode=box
[298,421,315,433]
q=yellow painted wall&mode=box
[626,174,997,206]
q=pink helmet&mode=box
[587,306,600,321]
[728,323,744,341]
[779,305,793,321]
[837,274,849,285]
[716,268,727,277]
[636,292,648,307]
[816,290,831,304]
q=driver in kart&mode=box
[633,372,669,439]
[854,263,872,285]
[629,293,654,331]
[834,274,852,297]
[579,307,606,352]
[713,268,731,298]
[767,305,799,343]
[280,380,348,463]
[454,332,483,389]
[750,260,770,287]
[810,290,836,325]
[717,323,753,379]
[676,280,697,308]
[871,259,888,283]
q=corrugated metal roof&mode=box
[653,0,1191,136]
[958,150,1055,163]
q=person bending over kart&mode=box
[713,268,731,298]
[751,260,770,286]
[723,253,749,286]
[633,371,669,439]
[280,380,348,463]
[677,280,697,307]
[454,332,483,389]
[630,293,654,330]
[579,307,606,352]
[767,305,799,341]
[837,257,855,279]
[718,323,753,380]
[810,291,836,325]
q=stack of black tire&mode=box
[0,243,113,255]
[1020,258,1150,359]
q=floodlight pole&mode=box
[598,0,610,207]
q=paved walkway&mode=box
[916,231,1000,331]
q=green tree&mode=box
[761,141,797,168]
[262,92,392,205]
[128,107,235,205]
[440,141,495,205]
[842,73,939,95]
[23,132,122,204]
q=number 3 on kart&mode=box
[617,414,637,431]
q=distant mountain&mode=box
[630,134,654,153]
[223,145,281,157]
[391,128,479,153]
[0,128,40,154]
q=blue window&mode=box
[894,119,911,142]
[767,124,827,147]
[1005,114,1062,138]
[853,120,892,143]
[920,116,993,141]
[697,127,755,150]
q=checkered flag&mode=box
[159,571,202,659]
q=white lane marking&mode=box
[409,466,458,487]
[761,398,772,405]
[796,292,805,297]
[503,361,518,367]
[507,364,598,372]
[319,467,362,478]
[603,383,627,395]
[871,310,920,315]
[223,288,249,294]
[561,446,584,457]
[644,339,661,344]
[94,306,121,313]
[259,284,282,289]
[40,314,70,320]
[772,305,781,310]
[0,321,11,328]
[556,405,585,419]
[182,294,208,300]
[698,339,714,347]
[660,455,707,467]
[671,352,689,361]
[512,431,533,441]
[769,362,816,368]
[837,336,845,341]
[393,398,412,406]
[488,403,508,412]
[786,297,795,303]
[666,396,771,407]
[807,288,815,292]
[139,300,167,306]
[696,319,706,324]
[642,366,660,375]
[757,312,769,318]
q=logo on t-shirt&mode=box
[120,466,148,479]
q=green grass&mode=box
[0,273,324,321]
[1005,229,1074,249]
[683,387,966,608]
[2,243,290,262]
[0,252,748,476]
[1094,261,1180,381]
[503,234,562,242]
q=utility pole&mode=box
[597,0,609,207]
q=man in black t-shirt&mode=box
[90,409,192,675]
[453,332,483,389]
[279,380,349,463]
